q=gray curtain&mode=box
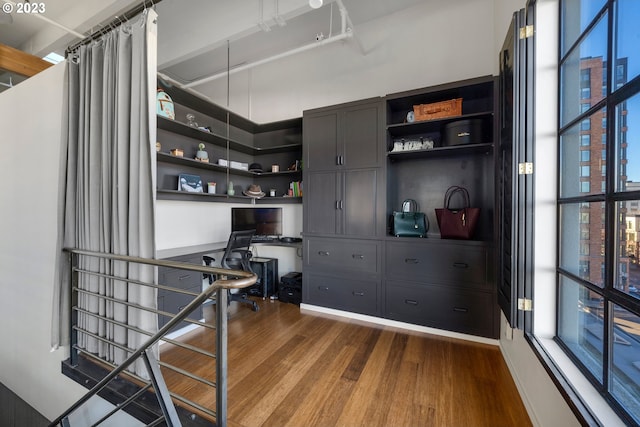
[54,10,158,374]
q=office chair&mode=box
[203,229,259,312]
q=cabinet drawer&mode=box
[161,268,202,291]
[385,281,495,337]
[304,272,379,316]
[386,241,488,288]
[306,238,380,274]
[158,285,202,330]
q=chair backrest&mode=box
[221,230,255,270]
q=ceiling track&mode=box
[181,0,360,88]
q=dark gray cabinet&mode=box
[157,254,203,331]
[303,97,385,238]
[302,77,499,339]
[303,237,381,315]
[302,98,385,315]
[303,98,383,171]
[305,168,379,236]
[384,239,496,337]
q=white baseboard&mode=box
[299,303,499,346]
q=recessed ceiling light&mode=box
[309,0,323,9]
[43,52,64,64]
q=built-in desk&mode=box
[156,240,302,260]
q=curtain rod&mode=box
[66,0,163,55]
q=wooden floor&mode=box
[160,298,532,427]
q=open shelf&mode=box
[387,111,494,138]
[157,189,301,204]
[157,152,302,178]
[158,116,302,155]
[387,142,493,161]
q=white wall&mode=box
[0,63,142,426]
[197,0,497,123]
[0,63,82,419]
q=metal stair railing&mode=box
[49,248,257,427]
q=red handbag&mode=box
[435,186,480,239]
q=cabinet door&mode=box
[343,102,382,169]
[343,169,378,236]
[305,171,339,234]
[303,111,339,171]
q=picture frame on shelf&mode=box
[178,174,204,193]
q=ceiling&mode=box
[0,0,426,97]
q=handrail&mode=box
[50,248,257,427]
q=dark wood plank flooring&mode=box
[160,298,532,427]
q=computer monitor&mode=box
[231,207,283,237]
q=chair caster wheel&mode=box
[252,305,260,312]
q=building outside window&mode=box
[557,0,640,424]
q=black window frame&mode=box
[556,1,640,425]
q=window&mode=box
[581,150,590,162]
[558,1,640,424]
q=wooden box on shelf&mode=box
[413,98,462,121]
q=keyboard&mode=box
[251,235,279,243]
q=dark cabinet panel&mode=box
[343,103,382,169]
[386,240,489,289]
[305,271,379,316]
[343,169,378,236]
[303,111,340,171]
[305,237,380,274]
[303,98,383,172]
[157,254,203,330]
[306,172,339,235]
[385,281,495,337]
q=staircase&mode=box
[49,248,257,427]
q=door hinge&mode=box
[518,298,533,311]
[518,162,533,175]
[519,25,534,39]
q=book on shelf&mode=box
[289,181,303,197]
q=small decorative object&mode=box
[186,113,198,127]
[178,174,203,192]
[406,111,415,123]
[288,160,301,171]
[227,181,235,196]
[249,163,263,172]
[413,98,462,122]
[195,143,209,162]
[271,164,280,172]
[243,184,265,198]
[156,142,161,152]
[270,189,276,197]
[208,182,216,194]
[170,148,184,157]
[156,89,175,120]
[391,138,434,152]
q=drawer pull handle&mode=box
[318,286,330,292]
[405,258,419,264]
[353,291,365,297]
[318,251,330,256]
[453,307,468,313]
[404,299,419,306]
[453,262,469,269]
[352,254,364,260]
[178,274,191,281]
